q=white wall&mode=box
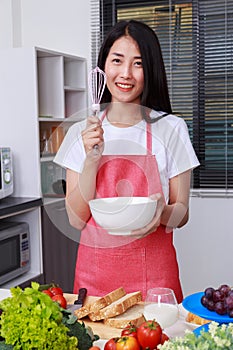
[0,0,91,67]
[0,0,13,48]
[175,196,233,297]
[1,0,233,299]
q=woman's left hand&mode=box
[130,193,165,237]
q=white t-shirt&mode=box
[54,110,200,202]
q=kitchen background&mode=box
[0,0,232,297]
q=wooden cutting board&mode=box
[64,293,122,339]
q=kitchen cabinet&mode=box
[0,46,87,199]
[0,47,88,290]
[41,201,80,293]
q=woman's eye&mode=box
[135,61,142,67]
[112,58,121,64]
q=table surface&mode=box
[65,293,197,340]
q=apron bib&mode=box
[73,113,183,302]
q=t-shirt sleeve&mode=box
[166,117,200,178]
[53,121,86,173]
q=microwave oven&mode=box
[0,221,30,285]
[0,147,13,199]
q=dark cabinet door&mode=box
[41,200,80,293]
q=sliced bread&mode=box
[103,303,145,329]
[74,304,91,319]
[89,287,126,313]
[74,286,126,319]
[89,291,142,321]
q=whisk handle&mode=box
[92,103,100,114]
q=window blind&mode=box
[91,0,233,193]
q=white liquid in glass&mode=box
[143,303,179,328]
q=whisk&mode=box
[88,67,107,152]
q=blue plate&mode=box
[193,323,210,336]
[182,292,233,323]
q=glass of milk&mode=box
[143,287,179,329]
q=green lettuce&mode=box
[0,282,78,349]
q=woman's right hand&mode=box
[81,116,104,158]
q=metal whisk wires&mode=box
[88,67,106,116]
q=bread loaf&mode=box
[89,291,142,321]
[74,287,126,319]
[103,303,145,328]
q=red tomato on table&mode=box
[49,286,63,296]
[41,289,53,298]
[121,323,138,340]
[51,294,67,309]
[137,320,162,349]
[104,337,119,350]
[160,332,169,345]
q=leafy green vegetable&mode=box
[0,341,13,350]
[0,282,78,349]
[158,322,233,350]
[62,309,99,350]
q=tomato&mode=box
[116,336,140,350]
[121,323,138,340]
[41,289,53,298]
[104,337,119,350]
[160,332,169,345]
[89,347,101,350]
[137,320,162,349]
[49,286,63,296]
[51,294,67,309]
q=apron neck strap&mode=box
[100,110,107,122]
[146,123,152,155]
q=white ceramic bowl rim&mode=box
[89,196,156,213]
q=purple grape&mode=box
[225,295,233,310]
[228,309,233,318]
[215,301,227,315]
[207,299,215,311]
[213,289,225,302]
[219,284,231,296]
[204,287,215,300]
[201,295,209,307]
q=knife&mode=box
[67,287,87,313]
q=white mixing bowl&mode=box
[89,196,157,235]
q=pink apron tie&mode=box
[73,111,183,302]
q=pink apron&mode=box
[73,113,183,303]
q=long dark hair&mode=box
[97,20,172,121]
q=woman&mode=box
[54,20,199,302]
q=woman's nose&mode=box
[120,64,132,79]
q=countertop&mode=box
[0,196,42,218]
[65,294,197,340]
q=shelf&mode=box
[37,48,87,197]
[37,48,87,119]
[0,197,42,219]
[64,86,86,92]
[2,272,42,289]
[40,155,55,162]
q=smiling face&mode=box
[104,35,144,105]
